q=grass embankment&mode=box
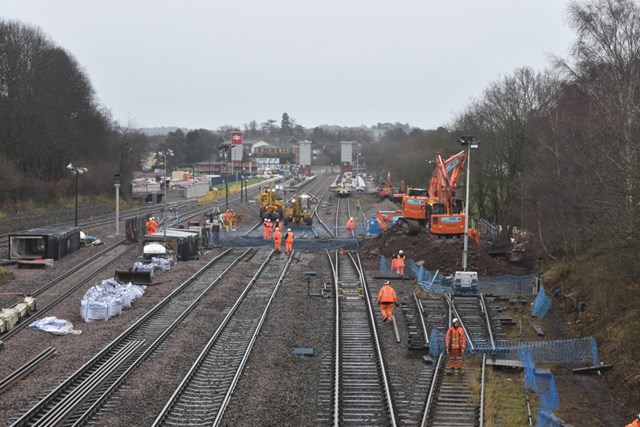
[543,239,640,413]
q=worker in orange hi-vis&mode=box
[284,228,294,255]
[263,218,271,240]
[224,210,232,231]
[272,227,282,253]
[396,250,406,277]
[390,253,398,275]
[345,217,355,238]
[445,318,467,375]
[377,280,398,323]
[146,217,158,234]
[625,414,640,427]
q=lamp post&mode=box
[157,149,174,222]
[66,163,88,227]
[114,174,121,235]
[458,136,479,271]
[219,145,230,210]
[536,256,543,294]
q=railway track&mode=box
[319,249,396,426]
[416,293,508,427]
[9,248,251,426]
[151,250,292,426]
[0,240,133,344]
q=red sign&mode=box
[231,132,243,145]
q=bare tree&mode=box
[554,0,640,237]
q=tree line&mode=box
[364,0,640,257]
[3,0,639,258]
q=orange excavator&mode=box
[398,150,479,242]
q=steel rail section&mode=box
[420,352,444,427]
[480,354,486,427]
[414,292,430,347]
[10,248,246,426]
[479,294,496,352]
[150,250,292,426]
[0,347,56,395]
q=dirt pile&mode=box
[359,227,529,275]
[356,195,530,276]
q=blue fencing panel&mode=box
[532,285,552,318]
[429,328,444,357]
[380,255,387,274]
[535,371,560,413]
[520,348,536,390]
[537,410,563,427]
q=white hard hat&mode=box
[399,250,403,254]
[350,217,353,220]
[264,218,267,221]
[287,228,291,231]
[452,318,459,324]
[384,280,390,285]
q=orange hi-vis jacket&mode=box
[285,231,294,244]
[377,284,397,304]
[625,419,640,427]
[396,254,405,267]
[391,256,398,271]
[346,218,355,230]
[445,325,466,353]
[273,229,282,244]
[146,219,158,234]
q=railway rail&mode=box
[0,240,133,343]
[322,249,396,426]
[151,250,292,426]
[9,248,251,426]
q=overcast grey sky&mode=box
[3,0,575,131]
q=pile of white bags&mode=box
[151,257,173,272]
[80,278,145,322]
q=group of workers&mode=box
[264,218,294,254]
[377,276,467,375]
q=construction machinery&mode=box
[377,170,393,200]
[283,193,314,226]
[258,183,286,220]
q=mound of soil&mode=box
[357,195,530,276]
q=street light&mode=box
[66,163,88,227]
[157,149,174,222]
[458,136,479,271]
[218,144,230,210]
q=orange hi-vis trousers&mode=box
[379,302,394,321]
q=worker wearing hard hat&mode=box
[396,250,406,277]
[145,217,158,234]
[377,280,398,323]
[445,318,466,375]
[263,218,272,240]
[284,228,294,255]
[345,217,355,238]
[272,227,282,253]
